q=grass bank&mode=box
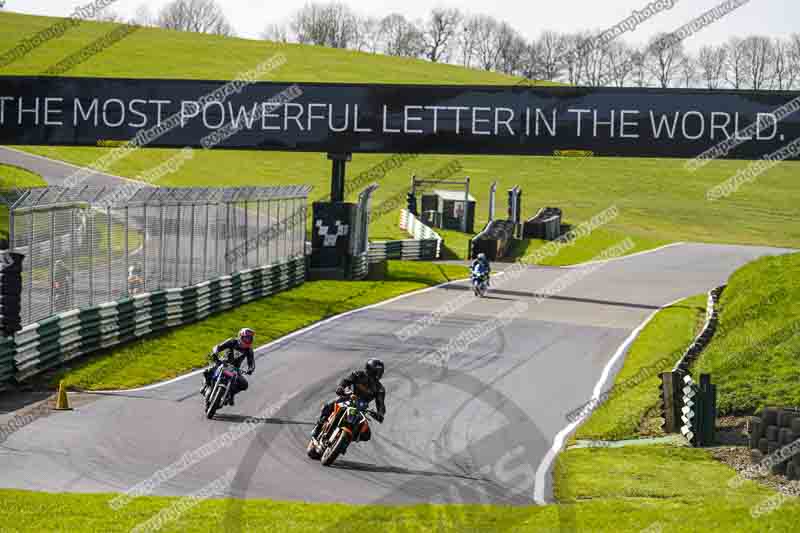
[52,261,468,391]
[696,251,800,414]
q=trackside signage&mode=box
[1,76,799,159]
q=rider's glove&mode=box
[335,386,346,397]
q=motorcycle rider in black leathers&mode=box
[311,358,386,441]
[202,328,255,406]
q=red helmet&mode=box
[238,328,255,349]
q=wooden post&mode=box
[660,371,682,434]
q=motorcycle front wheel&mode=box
[206,386,223,419]
[321,431,350,466]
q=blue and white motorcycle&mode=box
[471,264,489,297]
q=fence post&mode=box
[189,203,195,285]
[282,199,288,261]
[27,210,33,323]
[175,203,182,286]
[256,199,261,265]
[203,202,210,280]
[659,371,682,434]
[88,210,94,306]
[49,210,55,316]
[107,206,112,302]
[463,176,470,233]
[124,206,129,296]
[70,209,76,309]
[266,200,271,265]
[275,200,282,262]
[143,203,148,293]
[215,203,222,276]
[159,204,165,289]
[225,202,231,275]
[244,200,249,268]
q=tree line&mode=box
[97,0,800,90]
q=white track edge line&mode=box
[532,293,688,504]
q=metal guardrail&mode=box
[1,257,305,387]
[366,210,442,263]
[368,240,440,262]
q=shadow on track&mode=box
[213,413,314,426]
[444,284,662,310]
[330,459,485,482]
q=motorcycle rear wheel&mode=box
[307,439,322,460]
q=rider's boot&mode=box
[311,422,323,439]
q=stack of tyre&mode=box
[750,407,800,479]
[0,252,24,337]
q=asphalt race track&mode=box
[0,242,791,506]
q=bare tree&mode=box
[741,35,775,90]
[380,14,424,58]
[472,15,502,71]
[724,37,746,89]
[132,4,154,26]
[535,31,565,82]
[290,2,357,48]
[520,40,543,81]
[582,36,610,87]
[262,23,289,43]
[696,45,726,89]
[645,33,684,88]
[494,23,526,75]
[157,0,235,36]
[772,38,796,90]
[423,8,461,63]
[679,56,696,88]
[561,33,585,85]
[605,41,635,87]
[456,15,481,68]
[354,16,381,53]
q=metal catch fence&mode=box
[9,185,311,327]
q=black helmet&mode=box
[365,358,384,380]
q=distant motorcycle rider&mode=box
[202,328,255,406]
[311,358,386,441]
[471,252,491,284]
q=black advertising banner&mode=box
[1,75,800,160]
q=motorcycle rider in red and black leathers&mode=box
[311,358,386,441]
[202,328,255,406]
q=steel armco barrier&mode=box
[369,209,442,263]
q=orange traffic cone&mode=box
[54,380,72,411]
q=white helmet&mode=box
[238,327,255,349]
